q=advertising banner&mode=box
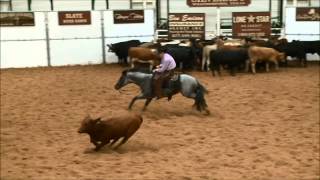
[58,11,91,25]
[0,12,35,26]
[296,7,320,21]
[232,12,271,38]
[168,13,205,39]
[113,10,144,24]
[187,0,250,7]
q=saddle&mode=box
[162,73,181,90]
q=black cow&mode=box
[275,42,305,66]
[107,40,141,64]
[163,45,198,71]
[274,40,320,67]
[209,48,248,76]
[293,40,320,56]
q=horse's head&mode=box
[114,70,130,90]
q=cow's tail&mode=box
[194,81,208,112]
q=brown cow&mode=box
[248,46,285,74]
[128,47,160,70]
[78,114,143,151]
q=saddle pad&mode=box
[170,74,179,81]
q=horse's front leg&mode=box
[128,94,146,110]
[142,98,153,111]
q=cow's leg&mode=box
[114,125,138,150]
[142,98,153,111]
[211,69,216,76]
[201,48,206,71]
[245,60,250,72]
[275,61,279,71]
[251,63,256,74]
[284,56,288,67]
[113,137,129,150]
[109,137,121,147]
[218,64,223,76]
[266,62,270,72]
[90,137,99,147]
[206,58,211,72]
[230,66,236,76]
[130,57,134,68]
[128,93,146,110]
[201,56,205,71]
[303,58,307,67]
[94,139,110,151]
[179,62,183,70]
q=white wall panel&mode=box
[48,11,103,65]
[0,12,47,68]
[0,41,48,68]
[103,10,154,38]
[11,0,28,11]
[53,0,91,11]
[50,39,103,66]
[285,7,320,41]
[108,0,130,9]
[30,0,51,11]
[95,0,107,10]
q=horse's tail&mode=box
[195,81,208,112]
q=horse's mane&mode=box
[123,68,152,74]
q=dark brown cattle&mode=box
[78,114,143,151]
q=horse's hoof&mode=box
[204,109,211,115]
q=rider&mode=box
[152,47,176,100]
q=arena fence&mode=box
[0,9,155,68]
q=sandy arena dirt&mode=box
[1,64,319,180]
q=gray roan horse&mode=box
[114,69,210,114]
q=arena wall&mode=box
[284,7,320,61]
[0,9,155,68]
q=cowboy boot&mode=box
[163,88,173,101]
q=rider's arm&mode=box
[155,59,169,73]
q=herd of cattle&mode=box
[107,37,320,76]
